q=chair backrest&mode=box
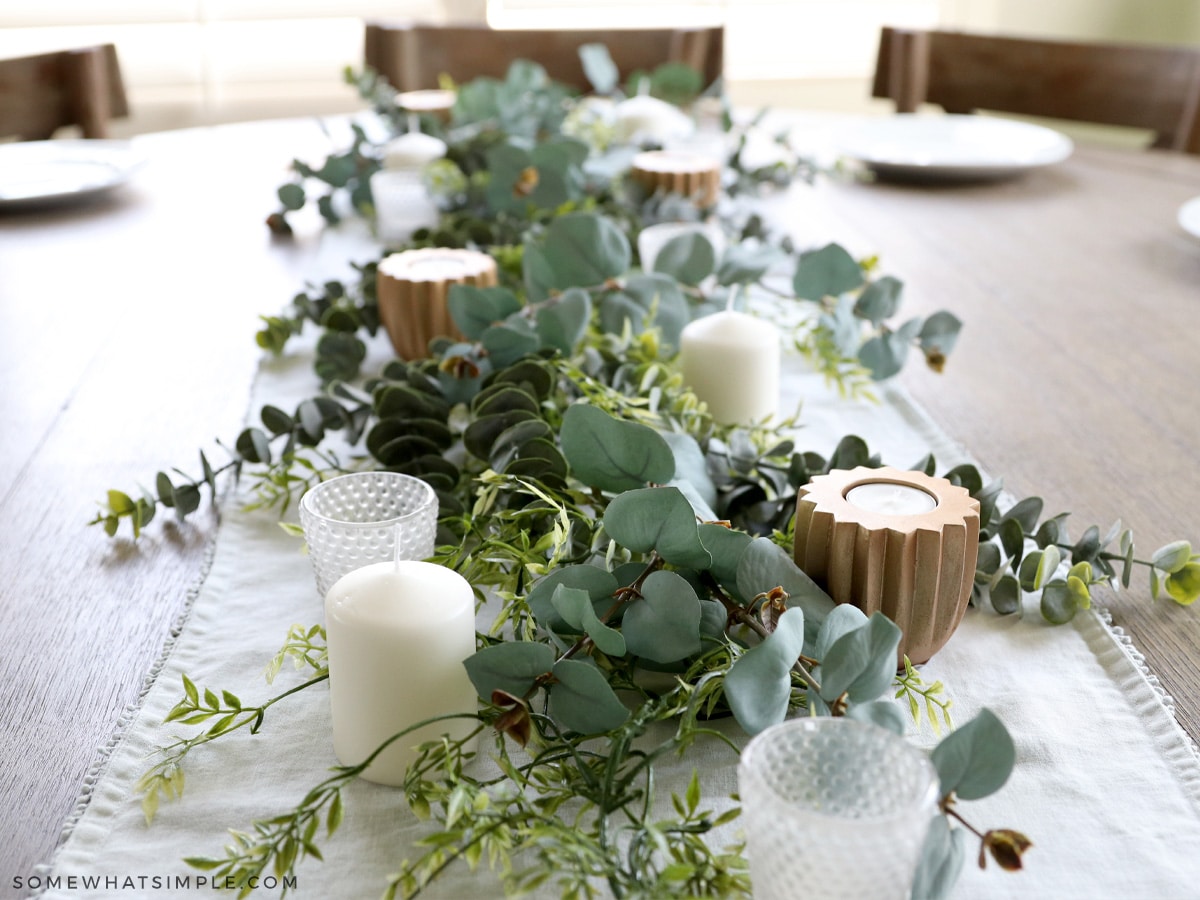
[0,44,129,141]
[872,27,1200,153]
[364,22,724,94]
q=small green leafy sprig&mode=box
[964,473,1200,619]
[137,670,328,826]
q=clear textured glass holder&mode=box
[738,717,938,900]
[298,471,438,597]
[370,169,440,246]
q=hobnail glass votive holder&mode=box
[738,717,938,900]
[298,471,438,597]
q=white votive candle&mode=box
[846,482,938,516]
[325,560,477,786]
[679,310,781,425]
[613,94,695,144]
[382,131,447,170]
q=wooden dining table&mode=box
[0,116,1197,892]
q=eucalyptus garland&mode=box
[94,48,1200,900]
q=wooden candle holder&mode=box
[630,150,721,207]
[375,248,498,360]
[794,466,981,665]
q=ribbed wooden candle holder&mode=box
[630,150,721,206]
[793,466,981,665]
[375,248,498,360]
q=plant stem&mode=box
[700,573,822,696]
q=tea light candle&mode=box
[846,482,937,516]
[679,309,780,425]
[325,560,477,786]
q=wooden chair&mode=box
[872,27,1200,154]
[364,22,724,94]
[0,44,129,141]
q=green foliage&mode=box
[104,47,1196,900]
[724,607,806,734]
[560,403,675,492]
[931,708,1015,801]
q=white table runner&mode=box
[35,284,1200,898]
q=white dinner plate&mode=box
[0,140,145,206]
[832,114,1073,181]
[1178,196,1200,239]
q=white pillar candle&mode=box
[679,310,781,425]
[325,560,477,786]
[846,482,938,516]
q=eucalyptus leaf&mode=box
[560,404,675,493]
[541,213,631,289]
[603,486,712,570]
[1040,580,1078,624]
[998,518,1026,567]
[462,410,538,461]
[826,435,874,472]
[793,243,864,300]
[670,479,718,522]
[697,524,753,590]
[817,612,902,704]
[715,243,779,286]
[278,183,305,211]
[472,385,541,418]
[918,311,964,357]
[480,317,540,368]
[535,287,592,354]
[549,659,630,733]
[990,575,1022,616]
[659,430,718,509]
[622,571,702,664]
[607,274,689,348]
[912,815,968,900]
[944,464,984,496]
[975,541,1002,581]
[261,405,294,436]
[724,607,805,735]
[527,565,619,633]
[578,43,619,94]
[235,427,271,465]
[1001,496,1044,534]
[1152,540,1195,574]
[812,604,869,661]
[930,708,1015,801]
[463,642,555,701]
[846,699,906,735]
[651,233,716,285]
[853,276,902,325]
[1072,525,1102,564]
[448,285,523,340]
[736,538,834,649]
[550,585,626,657]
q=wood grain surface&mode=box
[1,121,1198,893]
